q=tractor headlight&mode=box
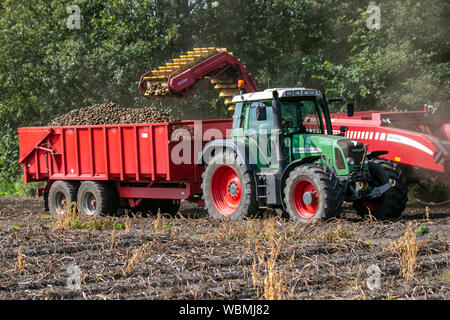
[347,158,355,166]
[363,159,369,165]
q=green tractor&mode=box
[199,88,408,222]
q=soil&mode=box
[47,102,176,127]
[0,196,448,300]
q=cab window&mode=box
[281,99,324,134]
[247,101,273,133]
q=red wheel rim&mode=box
[210,165,241,216]
[293,179,319,219]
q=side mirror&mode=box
[347,102,354,117]
[256,104,267,121]
[339,126,348,136]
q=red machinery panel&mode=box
[329,110,450,180]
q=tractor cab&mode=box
[230,88,359,176]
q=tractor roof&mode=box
[232,88,324,103]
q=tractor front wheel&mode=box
[283,164,343,223]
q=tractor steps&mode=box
[255,173,268,209]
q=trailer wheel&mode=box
[48,181,79,216]
[283,164,343,223]
[77,181,118,216]
[202,150,258,220]
[353,158,408,219]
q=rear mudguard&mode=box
[197,139,258,171]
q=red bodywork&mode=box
[18,119,233,203]
[329,110,450,181]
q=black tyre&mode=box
[283,164,344,223]
[353,158,408,219]
[43,192,49,212]
[77,181,118,216]
[202,150,258,220]
[48,180,79,216]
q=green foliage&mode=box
[69,218,123,230]
[415,224,428,235]
[428,232,438,239]
[0,179,44,197]
[409,180,449,203]
[1,0,449,186]
[163,221,174,229]
[415,224,438,238]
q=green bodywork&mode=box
[291,134,350,176]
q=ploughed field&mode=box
[0,196,448,300]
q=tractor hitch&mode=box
[364,180,394,199]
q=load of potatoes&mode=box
[48,101,176,126]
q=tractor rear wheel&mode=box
[353,158,408,219]
[283,164,343,223]
[202,150,258,220]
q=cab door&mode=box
[245,101,274,168]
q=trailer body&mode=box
[18,119,233,204]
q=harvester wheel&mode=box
[48,180,79,216]
[77,181,118,216]
[202,150,258,220]
[353,158,408,219]
[283,164,343,223]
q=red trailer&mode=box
[329,109,450,182]
[18,119,232,215]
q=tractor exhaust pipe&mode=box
[272,90,286,172]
